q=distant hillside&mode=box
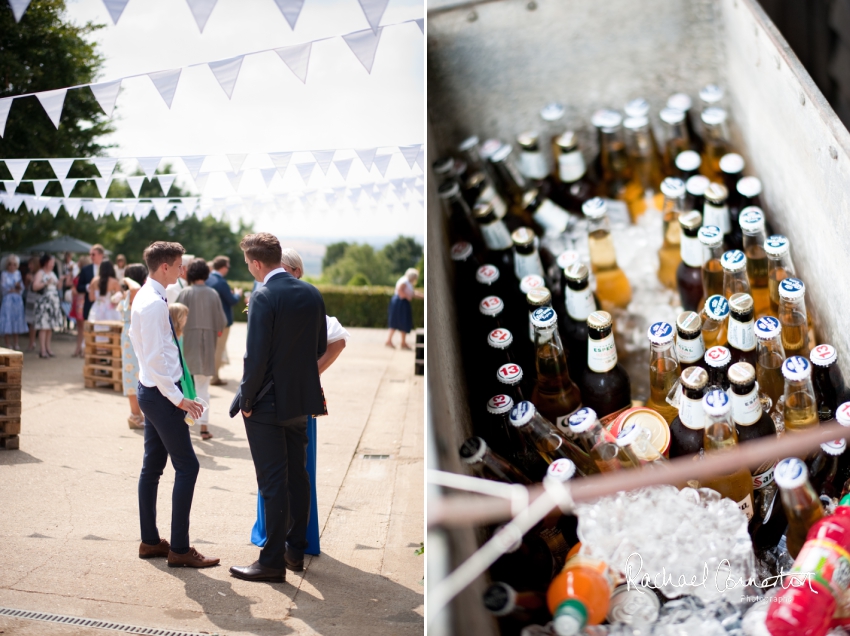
[278,235,425,277]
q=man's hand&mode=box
[179,398,203,421]
[242,410,252,418]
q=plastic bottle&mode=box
[546,555,613,635]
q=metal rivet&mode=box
[467,10,478,22]
[800,92,806,106]
[830,146,838,160]
[527,1,538,9]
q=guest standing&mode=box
[177,259,227,441]
[114,254,126,282]
[0,256,27,350]
[23,256,39,352]
[32,254,63,358]
[386,268,422,350]
[120,264,148,430]
[69,255,90,357]
[206,255,242,386]
[88,261,122,345]
[77,244,104,321]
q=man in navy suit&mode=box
[205,256,242,386]
[229,233,326,583]
[76,244,104,320]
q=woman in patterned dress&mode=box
[0,255,27,350]
[32,254,63,358]
[23,256,39,352]
[120,264,148,430]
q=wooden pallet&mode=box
[0,368,22,385]
[84,343,122,357]
[0,347,23,368]
[415,329,425,345]
[84,320,123,334]
[0,417,21,436]
[0,435,19,450]
[84,365,122,381]
[84,354,122,369]
[84,332,121,347]
[0,401,22,417]
[415,359,424,376]
[84,377,122,392]
[0,386,21,401]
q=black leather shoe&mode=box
[284,552,304,572]
[229,560,285,582]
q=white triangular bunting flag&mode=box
[415,148,424,171]
[89,79,122,117]
[2,181,17,195]
[208,56,244,100]
[32,179,50,197]
[152,198,172,220]
[8,0,31,22]
[4,159,29,183]
[126,176,145,197]
[59,179,77,197]
[181,155,206,178]
[356,0,389,33]
[372,153,392,177]
[101,0,131,24]
[181,197,198,212]
[80,199,95,215]
[157,174,176,196]
[415,18,423,33]
[274,42,312,84]
[355,148,377,171]
[91,157,118,178]
[295,162,315,184]
[174,203,189,221]
[390,177,405,191]
[193,173,209,193]
[342,28,384,74]
[148,69,182,108]
[63,198,81,218]
[227,153,248,173]
[0,98,13,138]
[133,202,151,221]
[399,144,421,168]
[272,0,304,29]
[136,157,161,179]
[35,88,67,129]
[48,158,74,180]
[92,199,108,219]
[46,198,62,217]
[347,186,361,204]
[268,152,292,171]
[311,150,335,175]
[22,194,35,214]
[93,177,112,197]
[333,158,353,180]
[260,168,277,187]
[227,172,243,192]
[185,0,218,32]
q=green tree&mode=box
[381,235,423,278]
[324,244,392,286]
[322,241,349,271]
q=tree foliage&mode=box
[321,236,423,287]
[322,242,349,271]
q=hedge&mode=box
[228,282,423,329]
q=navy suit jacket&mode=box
[75,263,95,320]
[206,270,239,326]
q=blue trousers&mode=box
[251,415,320,555]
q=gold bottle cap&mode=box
[677,311,702,334]
[704,182,729,205]
[564,262,589,283]
[526,288,552,307]
[465,171,486,190]
[521,188,540,210]
[728,362,756,386]
[473,200,495,220]
[729,292,754,314]
[678,211,702,231]
[556,131,579,152]
[517,131,540,150]
[511,227,536,247]
[681,366,709,390]
[587,311,612,330]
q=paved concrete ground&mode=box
[0,324,423,635]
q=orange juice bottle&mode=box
[546,555,613,635]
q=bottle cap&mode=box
[624,97,650,118]
[754,316,781,340]
[465,171,486,190]
[511,227,536,248]
[675,150,701,172]
[781,356,811,381]
[704,182,729,205]
[678,210,702,231]
[582,197,608,219]
[520,274,545,294]
[659,107,686,125]
[517,131,540,149]
[667,92,693,111]
[476,264,501,286]
[483,582,516,616]
[764,235,790,257]
[721,250,747,272]
[557,250,580,271]
[702,389,731,417]
[487,328,514,351]
[553,599,588,636]
[521,189,541,210]
[486,393,514,415]
[698,225,723,247]
[677,311,702,335]
[686,174,710,196]
[555,131,579,152]
[700,84,725,104]
[681,365,709,390]
[587,311,613,330]
[526,288,552,307]
[822,440,847,456]
[459,437,488,465]
[660,177,686,199]
[509,400,535,427]
[719,153,745,174]
[705,345,732,368]
[774,457,809,489]
[729,293,754,316]
[490,144,514,164]
[616,419,646,447]
[728,362,756,385]
[624,116,649,131]
[591,109,622,129]
[564,262,590,283]
[480,138,503,159]
[433,157,455,176]
[531,306,558,329]
[472,200,496,220]
[437,181,461,199]
[458,135,480,152]
[737,176,762,198]
[738,207,765,233]
[778,277,805,300]
[837,402,850,427]
[701,107,727,126]
[540,102,566,122]
[545,458,577,483]
[647,321,675,345]
[810,344,837,367]
[568,407,599,434]
[704,295,730,321]
[450,242,473,261]
[497,363,523,386]
[479,296,504,317]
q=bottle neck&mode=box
[704,413,738,451]
[730,380,762,425]
[479,218,513,252]
[519,148,549,181]
[587,325,618,373]
[703,200,730,234]
[679,386,707,430]
[680,231,703,268]
[728,310,755,352]
[676,331,705,364]
[565,280,595,321]
[558,147,587,183]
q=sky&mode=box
[63,0,425,241]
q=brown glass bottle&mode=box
[667,92,702,152]
[703,183,731,249]
[460,436,532,485]
[810,344,847,422]
[669,366,709,458]
[580,311,631,419]
[561,262,597,387]
[700,107,732,181]
[530,306,583,429]
[439,181,482,251]
[551,131,596,215]
[675,150,702,182]
[676,211,705,311]
[486,393,549,482]
[719,153,745,251]
[705,345,732,393]
[676,311,706,371]
[473,200,515,276]
[727,293,758,368]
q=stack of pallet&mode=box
[83,320,124,392]
[0,347,22,450]
[415,329,424,376]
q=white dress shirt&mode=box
[129,278,184,406]
[263,267,286,285]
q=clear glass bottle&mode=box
[727,292,758,368]
[764,235,796,316]
[552,131,597,215]
[659,107,692,177]
[675,149,702,182]
[561,262,597,386]
[530,306,583,429]
[669,366,709,458]
[676,211,705,311]
[599,114,644,221]
[777,277,810,358]
[721,250,750,299]
[512,227,546,282]
[540,102,567,176]
[567,407,634,472]
[542,457,580,546]
[667,92,702,151]
[739,207,770,318]
[686,174,710,217]
[581,311,632,418]
[719,153,746,250]
[489,143,530,217]
[810,344,847,422]
[701,294,730,349]
[754,316,786,420]
[645,321,681,424]
[676,311,706,371]
[623,115,661,219]
[700,106,732,181]
[487,394,550,482]
[704,345,732,394]
[657,177,686,290]
[526,287,552,344]
[698,225,725,300]
[590,108,622,184]
[582,198,632,309]
[703,183,731,247]
[774,457,824,558]
[616,418,668,466]
[460,436,532,485]
[782,356,819,435]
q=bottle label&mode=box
[558,149,587,183]
[752,463,775,490]
[533,199,570,236]
[514,251,545,280]
[566,286,596,321]
[555,405,583,434]
[704,202,730,234]
[738,493,754,520]
[732,387,762,425]
[588,333,617,373]
[676,333,705,364]
[480,220,513,251]
[680,234,703,268]
[519,150,549,180]
[679,394,706,430]
[791,539,850,600]
[728,316,756,352]
[480,184,507,219]
[537,526,570,571]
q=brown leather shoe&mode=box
[167,547,220,568]
[210,378,227,386]
[139,539,170,559]
[229,560,285,582]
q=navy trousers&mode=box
[137,383,199,553]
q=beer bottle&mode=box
[699,83,725,110]
[623,114,662,217]
[450,241,480,303]
[669,366,709,458]
[698,225,724,300]
[808,440,846,505]
[739,207,770,317]
[700,107,731,181]
[561,262,597,386]
[479,295,507,334]
[517,132,551,185]
[581,311,632,418]
[490,525,568,593]
[719,153,745,249]
[433,156,460,186]
[552,131,596,214]
[497,361,527,405]
[703,183,731,247]
[705,345,732,393]
[520,274,546,337]
[469,171,510,221]
[657,177,686,291]
[616,418,668,465]
[675,149,702,182]
[530,306,583,429]
[456,137,508,216]
[489,143,529,216]
[667,92,702,151]
[582,198,632,309]
[701,389,756,522]
[460,436,532,485]
[645,321,681,424]
[686,174,710,216]
[676,210,705,311]
[810,344,847,422]
[777,278,810,358]
[487,394,550,482]
[590,108,623,190]
[553,249,581,311]
[754,316,786,418]
[736,176,764,219]
[774,457,824,558]
[838,404,850,497]
[782,356,819,434]
[659,107,692,177]
[483,582,550,628]
[543,458,580,546]
[599,115,644,221]
[721,250,750,299]
[487,328,519,379]
[764,235,796,315]
[458,135,493,179]
[526,288,552,346]
[508,401,597,476]
[439,181,482,249]
[540,102,567,176]
[473,200,515,274]
[676,311,706,371]
[701,295,730,349]
[567,407,634,472]
[521,188,571,245]
[512,228,546,282]
[727,293,758,368]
